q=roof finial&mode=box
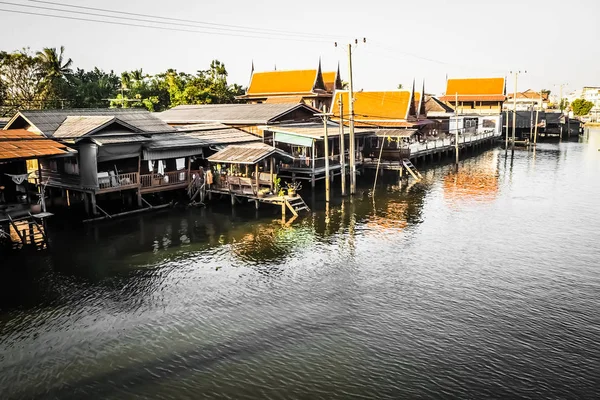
[251,60,254,74]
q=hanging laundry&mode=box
[5,173,30,185]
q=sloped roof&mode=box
[52,116,141,139]
[0,129,75,161]
[322,70,342,93]
[156,103,318,125]
[507,89,549,101]
[207,143,292,165]
[425,95,455,114]
[439,77,506,101]
[246,70,319,95]
[145,126,259,150]
[8,109,175,137]
[332,91,413,124]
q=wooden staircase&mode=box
[285,196,310,217]
[6,213,49,250]
[402,158,423,181]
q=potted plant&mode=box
[286,181,302,198]
[257,188,269,198]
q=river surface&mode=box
[1,133,600,399]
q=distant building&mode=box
[236,62,342,110]
[504,89,549,111]
[439,77,506,115]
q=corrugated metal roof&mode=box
[0,129,75,161]
[16,109,175,137]
[265,123,375,139]
[156,103,317,125]
[145,127,259,150]
[207,143,292,165]
[53,116,116,138]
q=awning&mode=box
[143,147,204,161]
[208,143,293,165]
[273,131,314,147]
[373,129,417,138]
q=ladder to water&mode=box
[6,213,49,249]
[402,158,423,181]
[285,196,310,217]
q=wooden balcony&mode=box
[140,170,195,194]
[97,172,139,194]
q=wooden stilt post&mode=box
[255,163,259,195]
[270,157,274,191]
[90,192,98,216]
[311,139,316,188]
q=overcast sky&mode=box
[1,0,598,95]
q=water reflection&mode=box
[2,142,600,399]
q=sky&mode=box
[1,0,599,96]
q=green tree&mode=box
[70,67,120,108]
[397,83,404,90]
[37,46,73,107]
[571,98,594,116]
[559,98,569,112]
[0,48,45,115]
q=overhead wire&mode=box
[26,0,341,40]
[0,7,332,43]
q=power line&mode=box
[27,0,339,40]
[0,8,331,43]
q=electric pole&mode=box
[315,107,333,202]
[455,91,459,165]
[336,38,366,195]
[510,70,526,149]
[347,43,356,195]
[338,96,346,196]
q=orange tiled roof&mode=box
[441,77,505,101]
[0,129,74,161]
[264,96,306,104]
[246,70,319,96]
[322,71,337,92]
[332,91,413,126]
[438,94,506,102]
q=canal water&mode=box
[1,134,600,399]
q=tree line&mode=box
[0,47,245,117]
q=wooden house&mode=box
[439,77,506,115]
[0,129,75,247]
[3,109,259,216]
[260,122,375,187]
[156,103,319,137]
[236,62,342,110]
[504,89,549,111]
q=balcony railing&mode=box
[140,170,190,190]
[98,172,139,192]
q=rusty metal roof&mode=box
[207,143,292,165]
[0,129,75,161]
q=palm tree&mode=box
[37,46,73,107]
[37,46,73,80]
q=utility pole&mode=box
[529,103,534,142]
[336,38,365,195]
[505,109,509,150]
[534,92,541,145]
[338,96,346,196]
[510,70,526,149]
[455,91,459,165]
[347,43,356,195]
